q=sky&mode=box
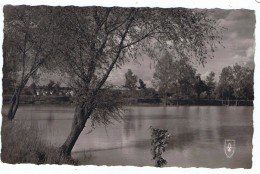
[107,9,256,88]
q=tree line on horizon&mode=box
[124,53,254,102]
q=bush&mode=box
[150,127,171,167]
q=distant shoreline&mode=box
[2,95,253,106]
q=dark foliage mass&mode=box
[152,52,254,102]
[124,69,137,90]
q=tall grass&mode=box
[1,116,76,164]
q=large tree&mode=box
[242,68,254,100]
[205,71,216,99]
[176,58,197,98]
[138,79,147,90]
[217,64,254,105]
[217,66,235,102]
[124,69,137,90]
[232,64,254,102]
[194,74,208,99]
[3,6,55,120]
[51,7,222,159]
[232,64,244,105]
[153,52,197,102]
[153,52,176,103]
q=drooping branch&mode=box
[20,25,29,84]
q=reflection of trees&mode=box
[205,129,213,141]
[47,110,54,124]
[217,125,253,147]
[122,107,145,139]
[123,116,136,139]
[128,131,197,152]
[167,132,196,150]
[122,106,252,156]
[216,107,253,155]
[122,107,198,151]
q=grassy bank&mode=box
[1,116,75,164]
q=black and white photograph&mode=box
[0,1,258,172]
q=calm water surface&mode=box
[7,105,253,168]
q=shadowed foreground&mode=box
[1,116,77,164]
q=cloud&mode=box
[232,54,242,60]
[230,46,255,69]
[217,9,255,42]
[232,46,255,61]
[201,71,210,80]
[225,10,255,21]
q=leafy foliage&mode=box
[138,79,147,90]
[194,74,208,99]
[4,6,55,86]
[124,69,138,90]
[150,127,171,167]
[153,52,197,98]
[217,64,254,100]
[89,86,126,128]
[205,72,216,98]
[3,6,56,120]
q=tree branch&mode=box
[95,11,136,93]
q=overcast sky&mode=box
[107,9,255,88]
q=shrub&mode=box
[150,126,171,167]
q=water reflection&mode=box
[7,105,253,168]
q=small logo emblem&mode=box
[224,139,236,158]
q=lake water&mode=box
[5,105,253,168]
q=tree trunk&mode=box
[7,89,21,120]
[59,104,90,158]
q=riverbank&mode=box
[2,95,253,106]
[1,116,79,165]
